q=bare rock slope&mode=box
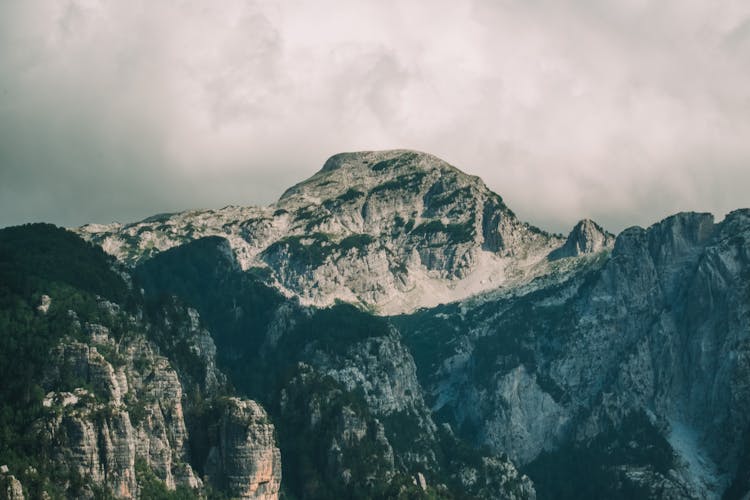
[78,150,608,314]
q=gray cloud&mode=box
[1,0,749,233]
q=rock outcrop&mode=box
[548,218,614,260]
[42,328,200,497]
[0,467,25,500]
[205,398,281,500]
[0,223,286,500]
[38,298,280,499]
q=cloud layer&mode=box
[1,0,749,232]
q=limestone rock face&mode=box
[42,332,200,498]
[309,330,439,471]
[400,209,750,498]
[548,218,615,260]
[185,307,225,391]
[267,320,535,499]
[77,150,568,314]
[453,455,537,500]
[206,398,281,500]
[1,470,25,500]
[38,297,279,499]
[319,331,430,417]
[480,365,568,464]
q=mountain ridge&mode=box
[76,149,611,314]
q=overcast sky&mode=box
[1,0,749,233]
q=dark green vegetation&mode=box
[137,239,395,498]
[4,212,740,499]
[0,224,131,496]
[0,225,228,498]
[260,232,375,270]
[409,220,475,245]
[261,233,334,268]
[370,152,420,172]
[524,411,676,500]
[136,236,287,397]
[393,214,416,235]
[422,180,476,219]
[137,236,386,376]
[276,367,396,499]
[0,223,129,304]
[336,188,366,203]
[395,280,578,400]
[370,172,428,196]
[339,234,374,253]
[391,303,465,387]
[135,459,202,500]
[468,297,576,391]
[322,188,365,210]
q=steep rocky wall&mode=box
[42,332,198,497]
[205,398,281,500]
[38,299,281,499]
[0,468,25,500]
[400,210,750,498]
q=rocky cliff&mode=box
[74,151,750,498]
[548,218,615,260]
[41,321,199,497]
[0,467,24,500]
[396,209,750,498]
[0,224,281,499]
[37,298,282,500]
[205,397,281,500]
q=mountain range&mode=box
[1,150,749,499]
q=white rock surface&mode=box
[77,150,611,314]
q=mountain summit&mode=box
[549,218,615,260]
[280,150,472,200]
[78,150,609,313]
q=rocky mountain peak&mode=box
[274,149,503,241]
[278,149,483,207]
[76,150,574,313]
[549,218,615,260]
[318,149,441,174]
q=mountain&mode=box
[78,150,583,314]
[2,150,749,499]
